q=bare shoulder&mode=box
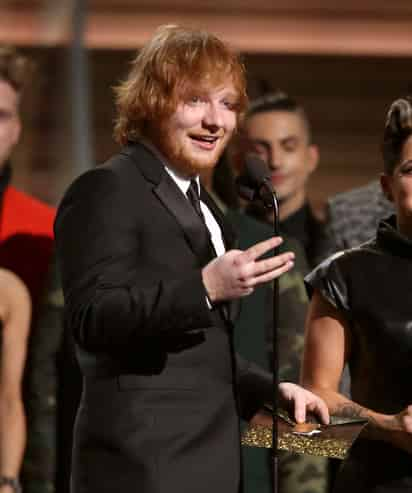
[0,269,31,322]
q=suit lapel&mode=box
[154,175,212,264]
[122,142,240,323]
[121,143,213,265]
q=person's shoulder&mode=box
[3,186,55,237]
[6,185,55,215]
[60,153,128,203]
[64,143,154,194]
[0,268,31,316]
[0,268,27,289]
[328,180,387,212]
[317,239,378,282]
[226,209,272,239]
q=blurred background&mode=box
[2,0,412,212]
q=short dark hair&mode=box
[246,91,312,142]
[0,45,32,94]
[382,96,412,175]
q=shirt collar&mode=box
[164,165,200,196]
[138,137,199,196]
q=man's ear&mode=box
[380,173,394,202]
[307,144,319,174]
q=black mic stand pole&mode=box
[259,178,280,493]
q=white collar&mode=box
[164,165,200,196]
[137,137,200,196]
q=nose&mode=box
[269,145,281,170]
[202,103,224,131]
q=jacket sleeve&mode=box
[54,166,213,354]
[235,353,273,421]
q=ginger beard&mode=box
[155,122,230,177]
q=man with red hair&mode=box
[55,25,328,493]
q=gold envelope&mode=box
[241,410,368,459]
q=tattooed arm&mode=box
[300,289,412,453]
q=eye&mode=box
[399,160,412,175]
[222,99,237,111]
[282,137,299,152]
[186,95,203,106]
[251,140,271,162]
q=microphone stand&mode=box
[259,178,280,493]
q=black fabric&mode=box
[279,202,327,267]
[0,163,12,228]
[187,179,217,261]
[0,162,11,202]
[54,141,273,493]
[187,179,203,217]
[305,214,412,493]
[376,214,412,259]
[246,201,327,267]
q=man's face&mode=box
[0,80,21,168]
[245,110,318,204]
[153,79,238,177]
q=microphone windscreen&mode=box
[244,153,271,188]
[235,175,257,201]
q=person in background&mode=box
[321,180,393,259]
[54,25,329,493]
[235,92,329,493]
[201,152,311,493]
[0,46,55,305]
[242,91,328,267]
[0,269,31,493]
[0,46,56,493]
[302,95,412,493]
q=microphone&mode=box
[235,152,281,493]
[235,153,274,208]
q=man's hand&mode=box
[202,236,294,303]
[279,382,330,425]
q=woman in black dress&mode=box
[301,95,412,493]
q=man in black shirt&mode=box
[243,91,328,267]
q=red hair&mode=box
[113,25,248,145]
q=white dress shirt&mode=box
[164,166,226,257]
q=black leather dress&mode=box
[306,215,412,493]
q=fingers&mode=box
[294,396,330,425]
[236,252,295,289]
[280,383,330,425]
[241,236,283,262]
[252,253,295,280]
[294,397,306,424]
[308,398,330,425]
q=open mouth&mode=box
[190,134,219,144]
[189,134,221,151]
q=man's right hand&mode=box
[202,236,294,303]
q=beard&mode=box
[153,124,227,178]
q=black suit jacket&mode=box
[54,142,272,493]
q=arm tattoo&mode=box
[334,403,364,419]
